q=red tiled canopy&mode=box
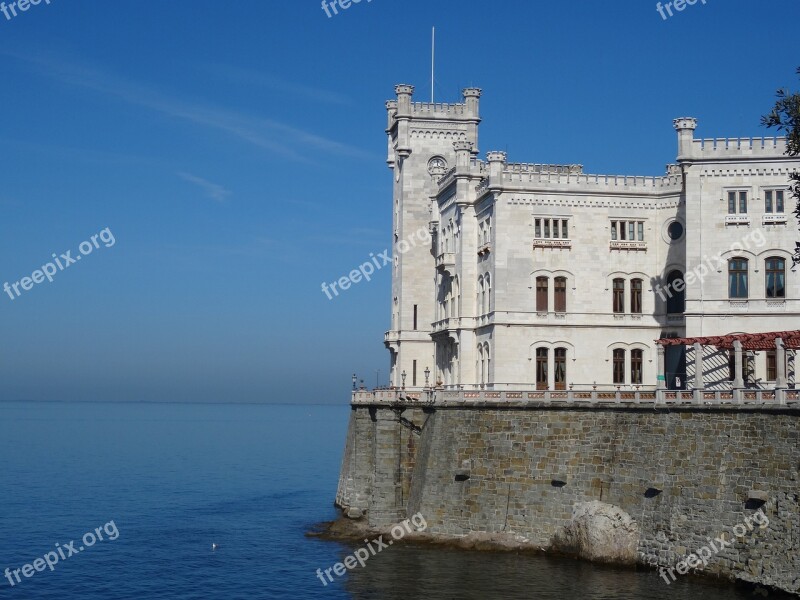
[657,330,800,351]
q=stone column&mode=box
[775,338,788,389]
[733,340,745,389]
[693,342,705,404]
[656,344,666,390]
[693,342,705,389]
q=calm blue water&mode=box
[0,402,754,599]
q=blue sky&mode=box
[0,0,797,403]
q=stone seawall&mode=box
[334,404,800,595]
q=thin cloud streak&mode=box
[178,172,232,203]
[203,63,352,106]
[4,51,373,163]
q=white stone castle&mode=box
[382,84,799,394]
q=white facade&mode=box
[384,85,799,391]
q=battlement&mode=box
[389,84,481,123]
[411,101,471,117]
[496,164,683,193]
[691,136,788,159]
[505,162,583,175]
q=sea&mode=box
[0,401,758,599]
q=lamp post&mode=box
[424,366,431,386]
[401,370,407,390]
[352,373,357,391]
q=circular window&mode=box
[667,221,684,241]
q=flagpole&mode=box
[431,26,435,103]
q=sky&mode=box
[0,0,798,404]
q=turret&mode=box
[674,117,698,162]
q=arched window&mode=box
[613,349,625,384]
[612,278,625,313]
[765,257,786,298]
[554,347,567,390]
[484,343,491,384]
[536,276,548,312]
[485,274,491,314]
[536,348,549,390]
[478,344,485,384]
[630,279,643,314]
[554,277,567,313]
[453,276,460,316]
[631,349,643,385]
[666,270,685,314]
[728,258,749,299]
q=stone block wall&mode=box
[336,404,800,595]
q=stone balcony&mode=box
[610,240,647,251]
[763,213,788,225]
[725,214,751,226]
[435,252,456,271]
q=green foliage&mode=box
[762,67,800,265]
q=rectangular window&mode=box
[728,259,748,299]
[630,279,642,314]
[536,348,549,390]
[611,221,618,241]
[534,218,541,238]
[766,257,786,298]
[413,305,418,330]
[631,349,643,385]
[562,220,569,239]
[739,191,748,214]
[554,348,566,390]
[536,277,548,312]
[637,222,644,241]
[767,351,777,382]
[613,279,625,314]
[554,277,567,313]
[613,349,625,384]
[728,191,737,214]
[765,190,773,214]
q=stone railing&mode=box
[351,388,800,408]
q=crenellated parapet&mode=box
[673,116,789,162]
[691,136,788,160]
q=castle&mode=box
[333,86,800,595]
[382,84,799,395]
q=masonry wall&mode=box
[336,404,800,595]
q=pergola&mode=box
[655,330,800,390]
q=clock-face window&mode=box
[427,156,447,175]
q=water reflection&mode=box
[340,542,754,600]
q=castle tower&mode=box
[384,85,481,388]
